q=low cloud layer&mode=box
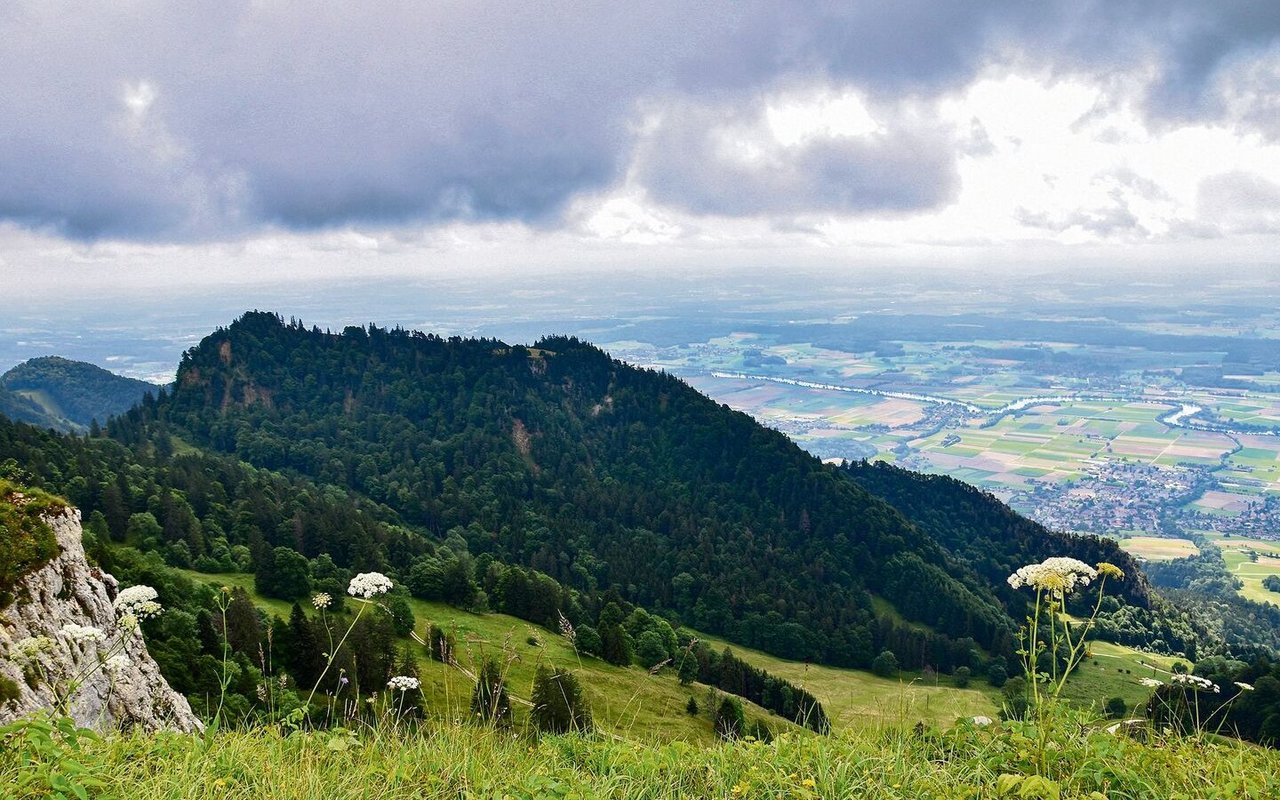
[0,2,1278,241]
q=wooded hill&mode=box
[0,356,155,432]
[128,311,1142,668]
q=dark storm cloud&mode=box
[0,1,1276,240]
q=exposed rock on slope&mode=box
[0,507,201,732]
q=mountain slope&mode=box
[0,383,68,430]
[143,311,1099,668]
[1,356,156,431]
[840,461,1151,610]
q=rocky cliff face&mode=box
[0,507,202,732]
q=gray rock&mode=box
[0,507,202,732]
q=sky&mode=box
[1,1,1279,298]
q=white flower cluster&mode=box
[1006,557,1098,597]
[12,635,55,662]
[104,655,131,677]
[113,585,163,619]
[312,592,332,610]
[348,572,393,599]
[1171,673,1220,693]
[1235,681,1255,692]
[60,623,107,646]
[387,675,420,692]
[1139,677,1164,688]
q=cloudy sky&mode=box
[2,1,1279,294]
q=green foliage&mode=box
[471,659,512,728]
[1105,696,1127,718]
[263,546,311,600]
[530,666,591,734]
[871,650,899,678]
[0,479,63,608]
[1263,575,1280,594]
[713,696,745,740]
[387,595,415,637]
[0,674,20,705]
[953,666,971,689]
[687,644,829,734]
[424,623,455,663]
[685,696,698,715]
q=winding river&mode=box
[707,370,1273,437]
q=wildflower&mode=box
[104,655,130,677]
[557,610,576,647]
[256,684,269,702]
[12,636,55,662]
[1007,557,1097,598]
[114,585,163,619]
[60,623,107,646]
[802,778,816,788]
[1235,682,1255,692]
[347,572,393,599]
[312,592,332,610]
[388,676,420,692]
[1096,562,1125,580]
[116,613,139,633]
[1139,677,1164,688]
[971,715,993,726]
[1171,673,1219,693]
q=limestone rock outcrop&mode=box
[0,507,202,732]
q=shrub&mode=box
[953,666,971,688]
[530,667,591,734]
[1105,696,1128,718]
[425,624,456,663]
[871,650,899,678]
[686,696,698,715]
[0,674,20,705]
[471,659,512,728]
[713,696,745,740]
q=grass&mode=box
[7,704,1280,799]
[1116,535,1200,562]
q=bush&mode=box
[0,674,20,705]
[530,667,592,734]
[686,696,698,715]
[871,650,899,679]
[713,696,745,740]
[953,666,971,688]
[470,659,512,728]
[425,624,455,663]
[1105,696,1128,718]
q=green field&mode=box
[1203,534,1280,607]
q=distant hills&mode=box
[0,356,156,432]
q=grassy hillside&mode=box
[179,568,1000,742]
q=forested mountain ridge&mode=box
[126,310,1130,668]
[1,356,156,432]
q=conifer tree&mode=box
[471,658,512,727]
[530,666,592,734]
